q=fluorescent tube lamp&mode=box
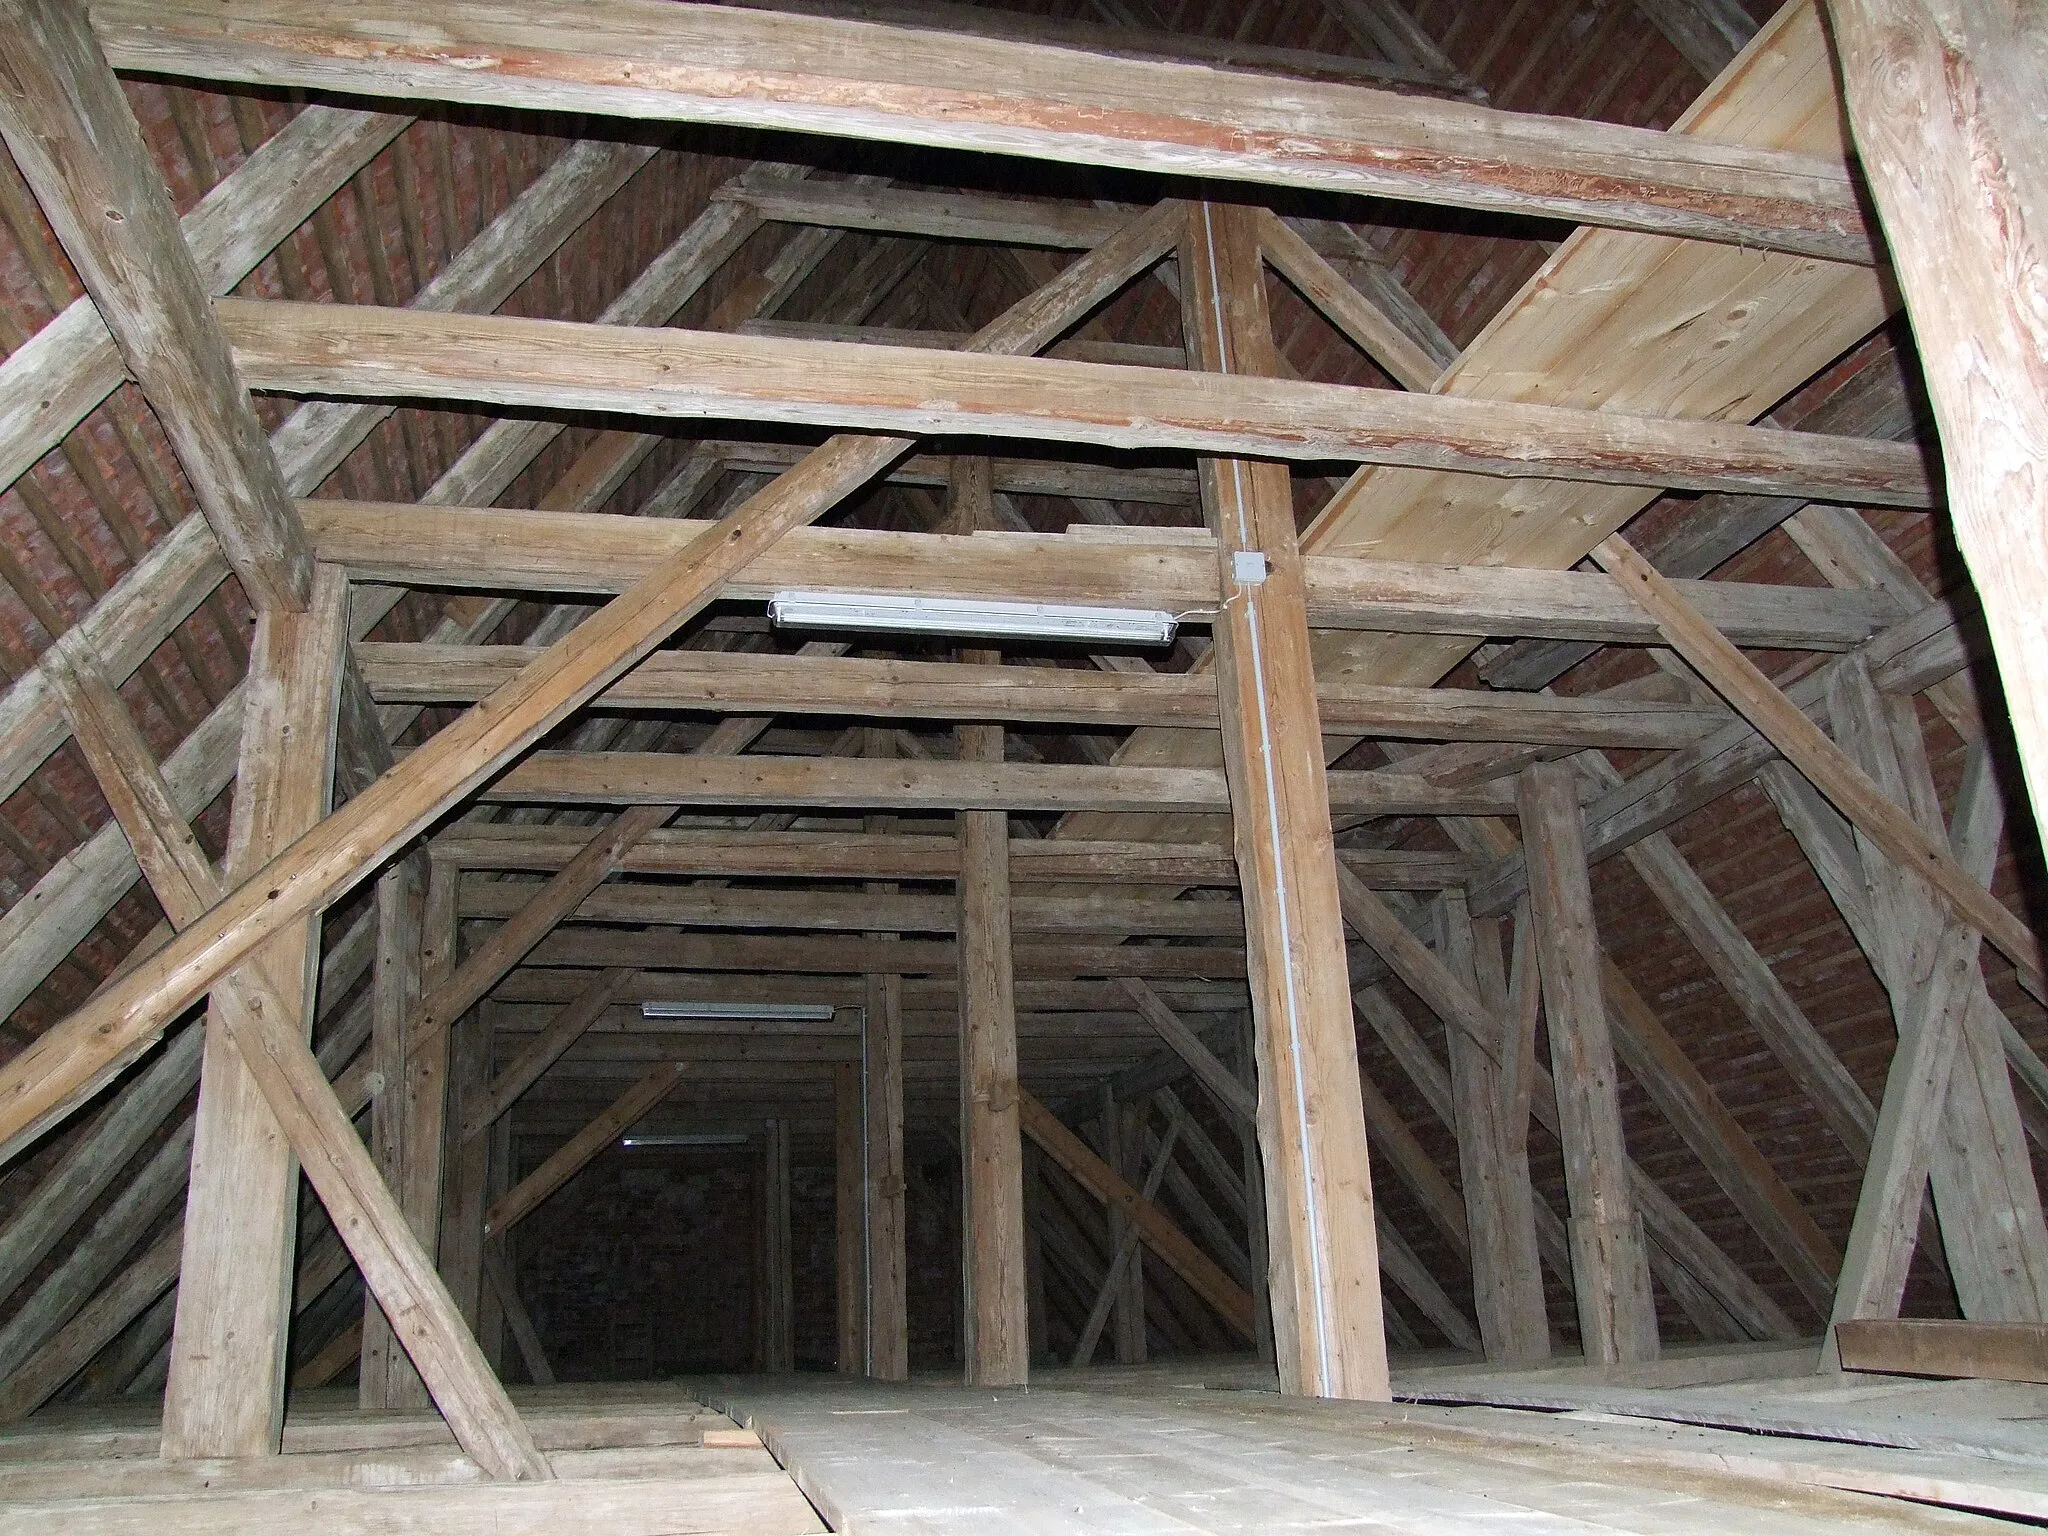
[768,591,1176,646]
[620,1133,749,1148]
[639,1000,837,1022]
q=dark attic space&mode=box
[0,0,2045,1528]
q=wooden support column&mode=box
[361,854,443,1410]
[1821,660,2048,1358]
[439,1009,493,1331]
[1517,761,1657,1367]
[1824,0,2048,831]
[834,1061,865,1374]
[1237,1017,1277,1365]
[761,1118,794,1373]
[957,659,1029,1387]
[1023,1145,1050,1363]
[163,569,346,1457]
[1435,893,1549,1363]
[1183,200,1386,1400]
[1093,1092,1148,1365]
[863,968,909,1379]
[860,726,911,1380]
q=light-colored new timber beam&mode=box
[1185,201,1386,1401]
[1591,533,2044,996]
[0,199,1184,1168]
[1826,0,2048,837]
[483,1062,687,1237]
[315,506,1914,649]
[35,592,544,1479]
[92,0,1875,258]
[0,0,312,610]
[362,642,1739,748]
[227,304,1931,505]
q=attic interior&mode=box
[0,0,2043,1527]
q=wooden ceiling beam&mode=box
[474,750,1520,817]
[0,192,1185,1167]
[363,642,1735,748]
[92,0,1873,259]
[313,504,1914,647]
[458,878,1247,938]
[433,824,1474,889]
[521,928,1251,979]
[0,126,696,1051]
[230,303,1932,505]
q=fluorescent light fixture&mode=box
[620,1133,749,1149]
[768,591,1176,646]
[640,1000,838,1022]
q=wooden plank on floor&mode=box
[1837,1319,2048,1384]
[0,1471,824,1536]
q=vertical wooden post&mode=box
[1112,1102,1148,1364]
[362,856,451,1410]
[1517,761,1657,1367]
[481,1116,514,1372]
[1183,200,1387,1399]
[1437,893,1549,1363]
[761,1118,794,1372]
[957,670,1029,1387]
[864,969,909,1379]
[1821,660,2048,1357]
[1823,0,2048,832]
[361,858,421,1406]
[1237,1017,1276,1365]
[440,1008,493,1330]
[1023,1145,1050,1363]
[162,570,345,1458]
[862,728,910,1381]
[834,1060,865,1374]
